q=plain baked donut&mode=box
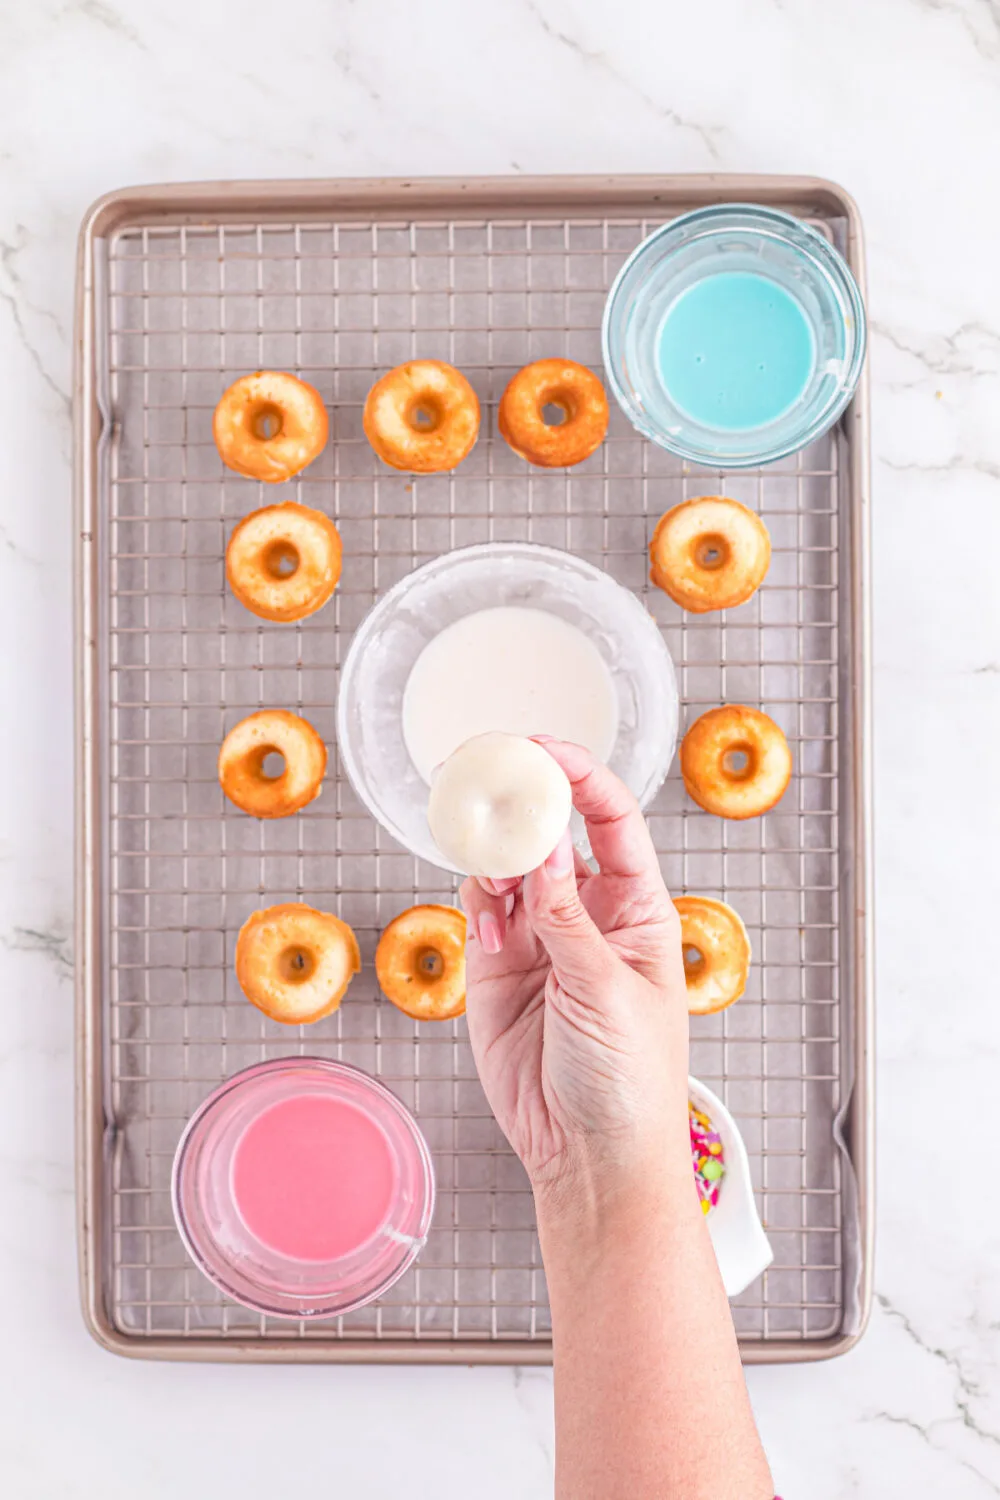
[427,732,573,879]
[498,358,609,467]
[213,371,328,483]
[226,502,342,622]
[674,896,751,1015]
[235,903,361,1025]
[375,904,467,1022]
[218,710,327,818]
[649,496,771,613]
[680,706,792,820]
[363,360,480,473]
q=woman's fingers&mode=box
[535,740,662,886]
[459,879,513,956]
[477,874,522,897]
[523,828,618,991]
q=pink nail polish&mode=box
[504,892,516,918]
[545,828,574,877]
[478,912,503,955]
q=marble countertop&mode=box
[2,1,998,1495]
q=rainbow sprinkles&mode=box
[690,1101,726,1214]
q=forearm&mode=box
[536,1151,773,1500]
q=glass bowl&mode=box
[602,203,866,468]
[172,1058,435,1319]
[337,542,678,873]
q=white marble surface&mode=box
[1,1,998,1494]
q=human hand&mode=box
[459,740,691,1198]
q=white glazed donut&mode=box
[427,732,572,879]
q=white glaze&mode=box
[427,732,572,878]
[402,606,618,784]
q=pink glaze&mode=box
[232,1095,397,1262]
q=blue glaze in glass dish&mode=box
[602,204,866,469]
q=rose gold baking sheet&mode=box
[74,175,872,1362]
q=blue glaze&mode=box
[657,271,816,432]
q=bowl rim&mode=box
[336,540,678,872]
[171,1056,436,1319]
[601,201,868,469]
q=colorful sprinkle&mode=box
[690,1100,725,1213]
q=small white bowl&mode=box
[690,1076,773,1298]
[337,543,678,873]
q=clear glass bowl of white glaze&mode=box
[336,542,678,873]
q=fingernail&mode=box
[478,912,503,955]
[532,734,556,743]
[482,875,519,895]
[504,892,516,917]
[545,828,574,877]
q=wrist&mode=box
[531,1123,699,1246]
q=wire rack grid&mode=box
[83,185,864,1361]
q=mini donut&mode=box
[375,904,467,1022]
[649,497,771,613]
[680,706,792,820]
[675,897,751,1015]
[226,502,342,622]
[363,360,480,473]
[218,710,327,818]
[498,358,608,467]
[213,371,328,483]
[235,903,360,1025]
[427,732,572,879]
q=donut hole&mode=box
[262,540,301,579]
[416,947,445,980]
[683,944,706,977]
[277,944,317,984]
[721,744,755,781]
[251,403,284,441]
[694,533,731,572]
[252,747,287,781]
[541,400,570,427]
[407,397,442,434]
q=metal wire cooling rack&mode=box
[75,176,872,1363]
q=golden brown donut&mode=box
[213,371,328,483]
[235,903,361,1025]
[375,905,467,1022]
[649,497,771,613]
[680,706,792,820]
[498,358,608,467]
[363,360,480,473]
[218,710,327,819]
[675,896,751,1015]
[226,502,342,623]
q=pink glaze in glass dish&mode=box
[172,1058,435,1319]
[233,1095,398,1263]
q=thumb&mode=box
[523,829,616,991]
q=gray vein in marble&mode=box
[69,0,146,49]
[331,46,381,104]
[881,457,1000,481]
[917,0,1000,62]
[523,0,723,159]
[873,319,1000,383]
[2,925,74,979]
[512,1367,554,1476]
[867,1409,1000,1496]
[0,520,42,567]
[0,231,70,414]
[877,1294,1000,1467]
